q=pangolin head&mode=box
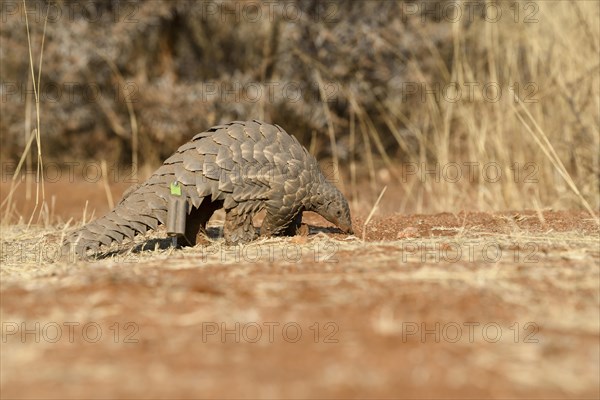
[311,181,354,234]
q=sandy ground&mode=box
[1,180,599,398]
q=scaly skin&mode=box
[64,120,353,257]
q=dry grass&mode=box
[366,0,600,214]
[1,213,597,282]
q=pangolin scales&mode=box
[64,120,353,257]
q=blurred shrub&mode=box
[1,1,453,161]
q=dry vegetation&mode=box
[1,1,599,399]
[1,0,599,219]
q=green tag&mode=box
[170,181,182,196]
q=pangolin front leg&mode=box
[260,206,303,237]
[223,210,258,244]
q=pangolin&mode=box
[64,120,353,257]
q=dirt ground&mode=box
[1,181,599,399]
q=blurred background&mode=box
[1,0,599,221]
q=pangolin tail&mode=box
[63,190,167,259]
